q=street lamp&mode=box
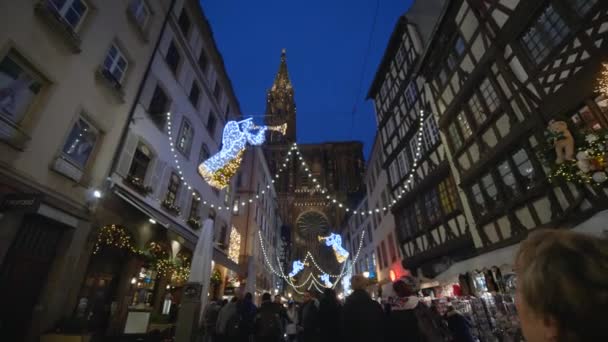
[363,271,370,279]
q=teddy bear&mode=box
[548,120,575,164]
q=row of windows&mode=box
[395,177,459,241]
[467,147,539,218]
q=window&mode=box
[206,113,217,135]
[404,83,417,109]
[565,0,597,17]
[0,51,44,123]
[454,36,465,56]
[177,118,193,156]
[424,189,441,224]
[178,9,191,37]
[471,183,486,213]
[380,240,389,268]
[166,41,180,75]
[521,5,570,65]
[388,233,397,263]
[128,144,152,180]
[448,123,463,150]
[498,160,518,195]
[512,148,536,189]
[457,112,472,140]
[438,178,458,215]
[480,78,500,113]
[49,0,88,30]
[148,85,169,127]
[481,173,498,202]
[103,44,128,83]
[367,224,373,243]
[213,82,221,102]
[397,152,408,178]
[423,116,440,151]
[189,195,200,220]
[61,117,98,169]
[128,0,150,29]
[570,105,603,131]
[198,49,208,73]
[189,82,200,107]
[166,172,180,205]
[199,143,210,163]
[468,93,487,125]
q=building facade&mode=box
[263,51,366,277]
[232,147,283,298]
[0,0,166,339]
[368,1,474,280]
[81,0,243,335]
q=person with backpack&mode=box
[217,296,240,342]
[254,293,282,342]
[238,292,257,342]
[385,276,452,342]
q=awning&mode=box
[432,209,608,284]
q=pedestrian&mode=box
[341,275,384,342]
[285,301,299,342]
[254,292,282,342]
[514,229,608,342]
[238,292,257,342]
[385,275,451,342]
[202,299,222,342]
[216,296,240,342]
[318,288,341,342]
[273,294,289,334]
[298,290,320,342]
[444,306,474,342]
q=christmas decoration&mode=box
[547,120,575,164]
[228,226,241,264]
[288,260,305,277]
[544,125,608,186]
[198,118,287,189]
[210,269,222,286]
[597,62,608,97]
[318,233,349,263]
[319,273,332,288]
[93,224,137,254]
[125,174,153,194]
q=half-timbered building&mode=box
[421,0,608,257]
[368,0,475,278]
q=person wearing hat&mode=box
[385,275,451,341]
[341,275,385,342]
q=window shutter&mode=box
[152,160,168,199]
[116,132,139,177]
[146,158,163,187]
[178,184,189,218]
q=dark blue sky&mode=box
[201,0,413,159]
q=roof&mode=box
[366,0,447,99]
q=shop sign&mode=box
[0,193,41,213]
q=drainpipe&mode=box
[108,0,177,177]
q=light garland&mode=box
[597,62,608,97]
[228,226,241,264]
[93,224,138,254]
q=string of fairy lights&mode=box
[257,229,366,293]
[164,109,428,219]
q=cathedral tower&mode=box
[265,49,296,143]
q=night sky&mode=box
[201,0,414,159]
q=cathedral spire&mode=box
[272,48,292,91]
[266,49,296,143]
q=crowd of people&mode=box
[200,229,608,342]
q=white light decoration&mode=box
[228,226,241,264]
[288,260,305,277]
[198,118,287,189]
[319,273,332,288]
[318,233,349,263]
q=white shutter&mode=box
[153,161,169,200]
[116,131,138,177]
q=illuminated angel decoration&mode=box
[319,273,332,288]
[198,118,286,189]
[288,260,305,278]
[318,233,349,264]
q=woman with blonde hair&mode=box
[514,229,608,341]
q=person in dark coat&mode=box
[319,288,341,342]
[445,306,475,342]
[298,290,321,342]
[254,293,282,342]
[238,292,257,342]
[341,275,385,342]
